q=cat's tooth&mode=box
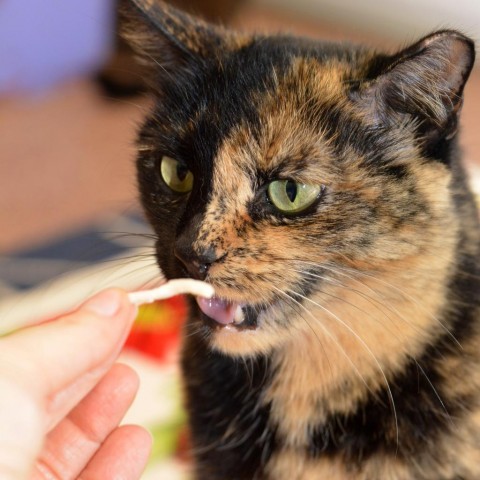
[233,305,244,324]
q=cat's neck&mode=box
[262,259,453,447]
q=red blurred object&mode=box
[124,295,188,362]
[176,427,191,462]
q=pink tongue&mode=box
[196,297,238,325]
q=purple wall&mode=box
[0,0,115,94]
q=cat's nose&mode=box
[174,244,221,281]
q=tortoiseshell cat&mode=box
[122,1,480,478]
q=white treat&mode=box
[233,305,244,324]
[128,279,215,305]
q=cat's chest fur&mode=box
[183,271,480,479]
[184,318,480,480]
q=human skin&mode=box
[0,289,152,480]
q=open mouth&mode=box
[195,296,258,331]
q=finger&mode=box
[0,378,43,480]
[79,425,152,480]
[32,364,140,480]
[44,362,117,432]
[0,289,137,401]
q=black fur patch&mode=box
[182,328,277,479]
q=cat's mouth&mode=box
[195,296,259,331]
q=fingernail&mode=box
[83,290,122,317]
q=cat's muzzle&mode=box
[196,296,258,331]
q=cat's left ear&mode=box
[354,30,475,140]
[120,0,243,85]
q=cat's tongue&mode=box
[196,296,241,326]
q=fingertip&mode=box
[121,424,154,450]
[82,289,123,317]
[119,424,154,466]
[81,289,138,323]
[109,363,141,395]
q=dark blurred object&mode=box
[97,0,245,98]
[170,0,244,21]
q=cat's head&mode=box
[123,0,475,357]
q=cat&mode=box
[121,1,480,478]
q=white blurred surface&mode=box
[253,0,480,43]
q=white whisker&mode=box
[271,285,376,401]
[282,286,399,450]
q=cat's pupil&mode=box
[176,164,188,182]
[285,180,297,202]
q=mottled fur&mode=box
[123,1,480,478]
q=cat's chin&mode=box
[194,298,288,357]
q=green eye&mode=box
[160,156,194,193]
[267,180,322,214]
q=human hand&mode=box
[0,289,152,479]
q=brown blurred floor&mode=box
[1,5,479,253]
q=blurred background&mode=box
[0,1,479,477]
[1,0,479,255]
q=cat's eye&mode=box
[160,156,194,193]
[267,180,322,214]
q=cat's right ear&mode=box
[120,0,242,84]
[352,30,475,142]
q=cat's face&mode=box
[125,1,474,357]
